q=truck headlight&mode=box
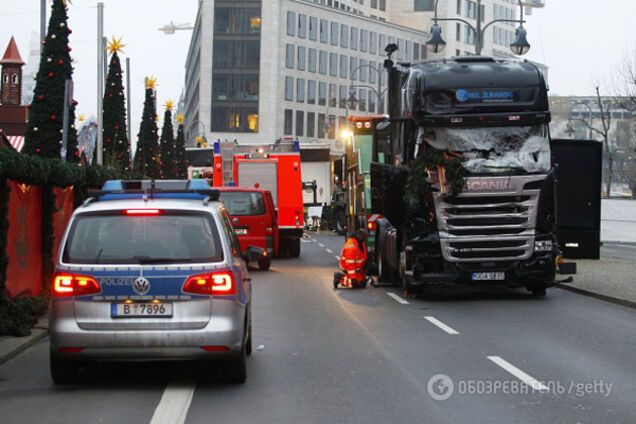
[534,240,553,252]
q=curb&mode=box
[556,284,636,310]
[0,328,48,366]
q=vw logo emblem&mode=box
[132,277,150,296]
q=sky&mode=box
[1,0,635,144]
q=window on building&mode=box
[368,91,376,113]
[307,80,316,104]
[328,115,336,139]
[360,29,368,53]
[350,27,358,50]
[309,16,318,41]
[359,59,368,82]
[414,0,435,11]
[298,14,307,38]
[370,31,377,54]
[414,42,420,60]
[319,50,327,74]
[329,52,338,77]
[214,7,261,34]
[339,85,348,109]
[456,23,461,41]
[371,0,378,8]
[286,43,294,69]
[329,83,337,107]
[320,19,328,43]
[284,109,293,135]
[297,78,305,103]
[340,24,349,48]
[285,76,294,101]
[340,55,348,79]
[298,46,306,71]
[212,74,259,102]
[379,0,386,11]
[319,82,327,106]
[295,111,304,136]
[457,0,461,15]
[330,21,339,46]
[379,34,386,55]
[308,48,317,72]
[318,113,326,138]
[307,112,316,138]
[358,88,367,112]
[350,57,358,81]
[287,11,296,36]
[211,106,259,133]
[369,65,377,83]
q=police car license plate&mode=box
[112,302,173,318]
[471,272,506,281]
[235,228,248,235]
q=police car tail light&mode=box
[53,273,101,297]
[183,272,236,295]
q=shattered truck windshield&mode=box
[421,124,551,174]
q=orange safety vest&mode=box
[339,237,368,282]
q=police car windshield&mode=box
[219,192,266,216]
[63,212,223,264]
[421,124,551,174]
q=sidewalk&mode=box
[559,258,636,308]
[0,317,47,366]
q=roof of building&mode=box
[0,37,25,65]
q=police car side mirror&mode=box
[245,246,266,263]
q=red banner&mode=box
[52,186,74,261]
[5,181,43,299]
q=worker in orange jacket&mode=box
[334,229,370,289]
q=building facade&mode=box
[183,0,430,150]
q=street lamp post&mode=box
[348,63,387,115]
[426,0,538,56]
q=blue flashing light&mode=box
[186,180,213,191]
[102,180,124,191]
[214,141,221,154]
[293,140,300,152]
[229,181,236,187]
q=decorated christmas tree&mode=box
[102,36,130,171]
[22,0,79,162]
[132,77,160,178]
[174,113,188,178]
[159,101,176,178]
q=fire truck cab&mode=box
[211,140,304,258]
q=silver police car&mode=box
[49,180,260,384]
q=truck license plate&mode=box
[235,229,248,235]
[471,272,505,281]
[112,302,173,318]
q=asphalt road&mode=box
[0,232,634,423]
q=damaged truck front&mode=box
[372,57,566,296]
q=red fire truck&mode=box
[211,140,304,257]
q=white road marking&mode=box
[311,239,317,243]
[387,292,409,305]
[301,238,311,243]
[424,316,459,335]
[326,248,334,254]
[318,243,326,247]
[149,381,196,424]
[334,255,340,260]
[487,356,549,392]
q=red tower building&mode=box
[0,36,29,151]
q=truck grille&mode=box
[433,176,545,263]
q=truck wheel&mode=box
[531,287,547,297]
[377,253,392,284]
[258,256,271,271]
[333,209,346,235]
[289,238,301,258]
[50,352,79,384]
